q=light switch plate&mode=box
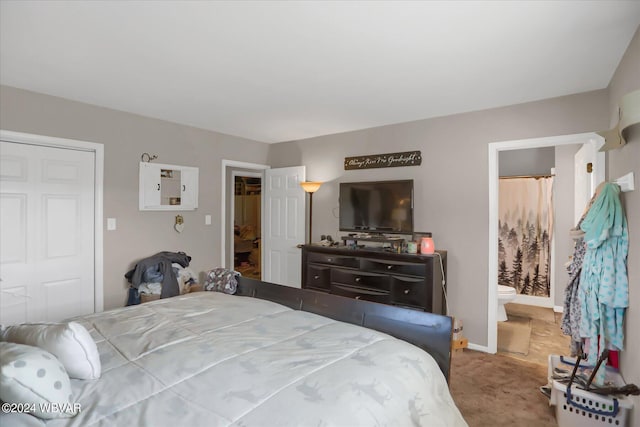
[205,214,212,225]
[107,218,117,230]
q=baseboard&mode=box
[467,342,492,353]
[553,305,564,313]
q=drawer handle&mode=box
[387,265,393,270]
[404,289,410,295]
[355,277,361,282]
[327,258,333,262]
[355,296,361,300]
[314,275,320,279]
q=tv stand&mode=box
[302,245,447,314]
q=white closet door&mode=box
[0,141,95,324]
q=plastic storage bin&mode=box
[548,355,633,427]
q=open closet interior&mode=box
[233,176,262,279]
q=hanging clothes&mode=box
[561,235,586,356]
[560,205,591,355]
[578,183,628,384]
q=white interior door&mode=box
[574,140,605,225]
[0,141,95,324]
[263,166,305,287]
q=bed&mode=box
[5,278,467,426]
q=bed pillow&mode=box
[204,268,240,294]
[1,322,101,380]
[0,342,77,419]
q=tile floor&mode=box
[498,303,571,366]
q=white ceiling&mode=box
[1,1,639,143]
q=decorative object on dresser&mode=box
[302,245,447,314]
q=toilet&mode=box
[497,285,517,322]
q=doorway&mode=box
[221,161,307,287]
[232,173,262,279]
[498,173,555,305]
[221,160,269,275]
[487,132,604,354]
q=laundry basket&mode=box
[548,355,633,427]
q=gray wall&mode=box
[0,86,270,310]
[498,147,555,177]
[269,89,609,347]
[607,26,640,424]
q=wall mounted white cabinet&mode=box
[139,162,199,210]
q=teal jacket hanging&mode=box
[578,183,628,383]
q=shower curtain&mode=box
[498,176,554,297]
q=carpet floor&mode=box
[450,350,557,426]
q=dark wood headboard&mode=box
[236,277,453,381]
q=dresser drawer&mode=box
[306,265,331,290]
[391,276,429,308]
[331,269,390,291]
[331,284,389,304]
[361,259,425,277]
[307,252,359,268]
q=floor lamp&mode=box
[300,181,322,244]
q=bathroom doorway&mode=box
[498,152,555,307]
[487,132,605,354]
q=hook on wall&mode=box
[174,215,184,233]
[141,153,158,162]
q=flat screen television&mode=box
[339,180,414,234]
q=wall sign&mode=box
[344,151,422,170]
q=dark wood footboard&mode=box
[236,277,453,382]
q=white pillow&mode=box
[1,322,101,380]
[0,342,77,419]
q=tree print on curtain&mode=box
[498,176,554,297]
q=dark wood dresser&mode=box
[302,245,447,314]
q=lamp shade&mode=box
[300,181,322,193]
